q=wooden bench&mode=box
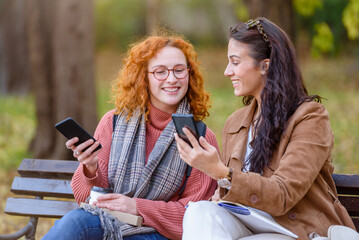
[0,158,358,239]
[0,158,79,240]
[332,174,359,231]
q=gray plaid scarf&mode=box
[84,98,191,239]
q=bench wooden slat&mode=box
[10,177,74,199]
[18,158,79,179]
[353,218,359,232]
[333,174,359,195]
[333,174,359,231]
[5,198,78,218]
[338,196,359,217]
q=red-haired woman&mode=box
[43,34,218,240]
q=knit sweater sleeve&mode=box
[71,110,115,203]
[135,128,219,240]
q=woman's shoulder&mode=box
[97,109,117,130]
[94,109,116,140]
[286,101,331,133]
[294,100,329,118]
[101,109,116,121]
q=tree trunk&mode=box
[0,0,30,95]
[27,0,97,160]
[242,0,295,41]
[146,0,160,34]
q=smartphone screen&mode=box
[172,114,199,147]
[55,117,102,152]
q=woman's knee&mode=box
[183,201,251,239]
[184,201,217,219]
[43,208,103,240]
[60,209,93,226]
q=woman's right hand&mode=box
[175,127,228,180]
[65,137,101,176]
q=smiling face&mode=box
[147,46,189,113]
[224,38,265,102]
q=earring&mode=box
[261,66,267,75]
[261,61,269,75]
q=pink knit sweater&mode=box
[71,106,219,239]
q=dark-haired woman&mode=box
[175,17,357,239]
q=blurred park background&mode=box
[0,0,359,238]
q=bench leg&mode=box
[0,216,38,240]
[25,217,38,240]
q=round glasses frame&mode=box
[148,66,190,81]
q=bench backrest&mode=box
[5,159,79,218]
[333,174,359,231]
[11,158,79,198]
[17,158,79,180]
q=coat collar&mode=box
[227,99,258,133]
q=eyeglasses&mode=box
[148,65,190,81]
[245,19,272,49]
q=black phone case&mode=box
[172,114,207,147]
[55,117,102,152]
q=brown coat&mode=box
[220,100,355,240]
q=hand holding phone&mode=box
[55,117,102,153]
[172,114,203,147]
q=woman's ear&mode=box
[261,59,270,75]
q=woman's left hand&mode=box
[175,127,228,180]
[93,194,139,216]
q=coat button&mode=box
[249,195,258,203]
[288,213,297,220]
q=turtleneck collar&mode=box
[147,102,172,130]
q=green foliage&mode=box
[230,0,249,21]
[311,22,334,57]
[294,0,322,17]
[95,0,146,50]
[294,0,354,56]
[342,0,359,40]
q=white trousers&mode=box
[309,225,359,240]
[182,201,296,240]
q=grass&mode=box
[301,56,359,173]
[0,47,358,238]
[0,95,35,171]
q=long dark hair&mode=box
[229,17,321,173]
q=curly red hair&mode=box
[111,34,211,121]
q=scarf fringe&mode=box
[81,205,123,240]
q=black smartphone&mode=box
[55,117,102,153]
[172,114,199,147]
